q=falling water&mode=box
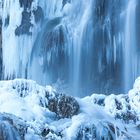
[124,0,140,92]
[1,0,140,96]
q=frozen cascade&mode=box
[1,0,140,96]
[124,0,140,93]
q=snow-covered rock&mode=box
[85,77,140,124]
[0,78,140,139]
[48,93,79,118]
[0,113,26,140]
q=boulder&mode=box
[48,94,79,118]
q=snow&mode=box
[0,78,140,139]
[0,79,57,139]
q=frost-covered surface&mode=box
[0,78,140,139]
[87,77,140,124]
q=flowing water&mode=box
[1,0,140,97]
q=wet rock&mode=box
[15,24,32,36]
[4,15,9,27]
[48,94,79,118]
[63,0,71,7]
[15,10,33,36]
[19,0,33,9]
[21,11,31,25]
[33,6,44,23]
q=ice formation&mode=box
[0,77,140,139]
[1,0,140,96]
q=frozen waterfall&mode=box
[1,0,140,97]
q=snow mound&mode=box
[85,77,140,124]
[0,78,140,139]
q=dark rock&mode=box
[15,24,32,36]
[93,97,105,106]
[97,98,105,106]
[115,98,123,110]
[41,128,50,137]
[33,6,44,23]
[19,0,33,9]
[48,94,79,118]
[21,11,31,25]
[15,10,33,36]
[4,15,9,27]
[63,0,71,7]
[115,111,138,123]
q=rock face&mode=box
[33,6,44,23]
[19,0,33,9]
[48,94,79,118]
[15,10,33,36]
[15,0,44,36]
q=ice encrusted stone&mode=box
[48,93,79,118]
[0,113,26,140]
